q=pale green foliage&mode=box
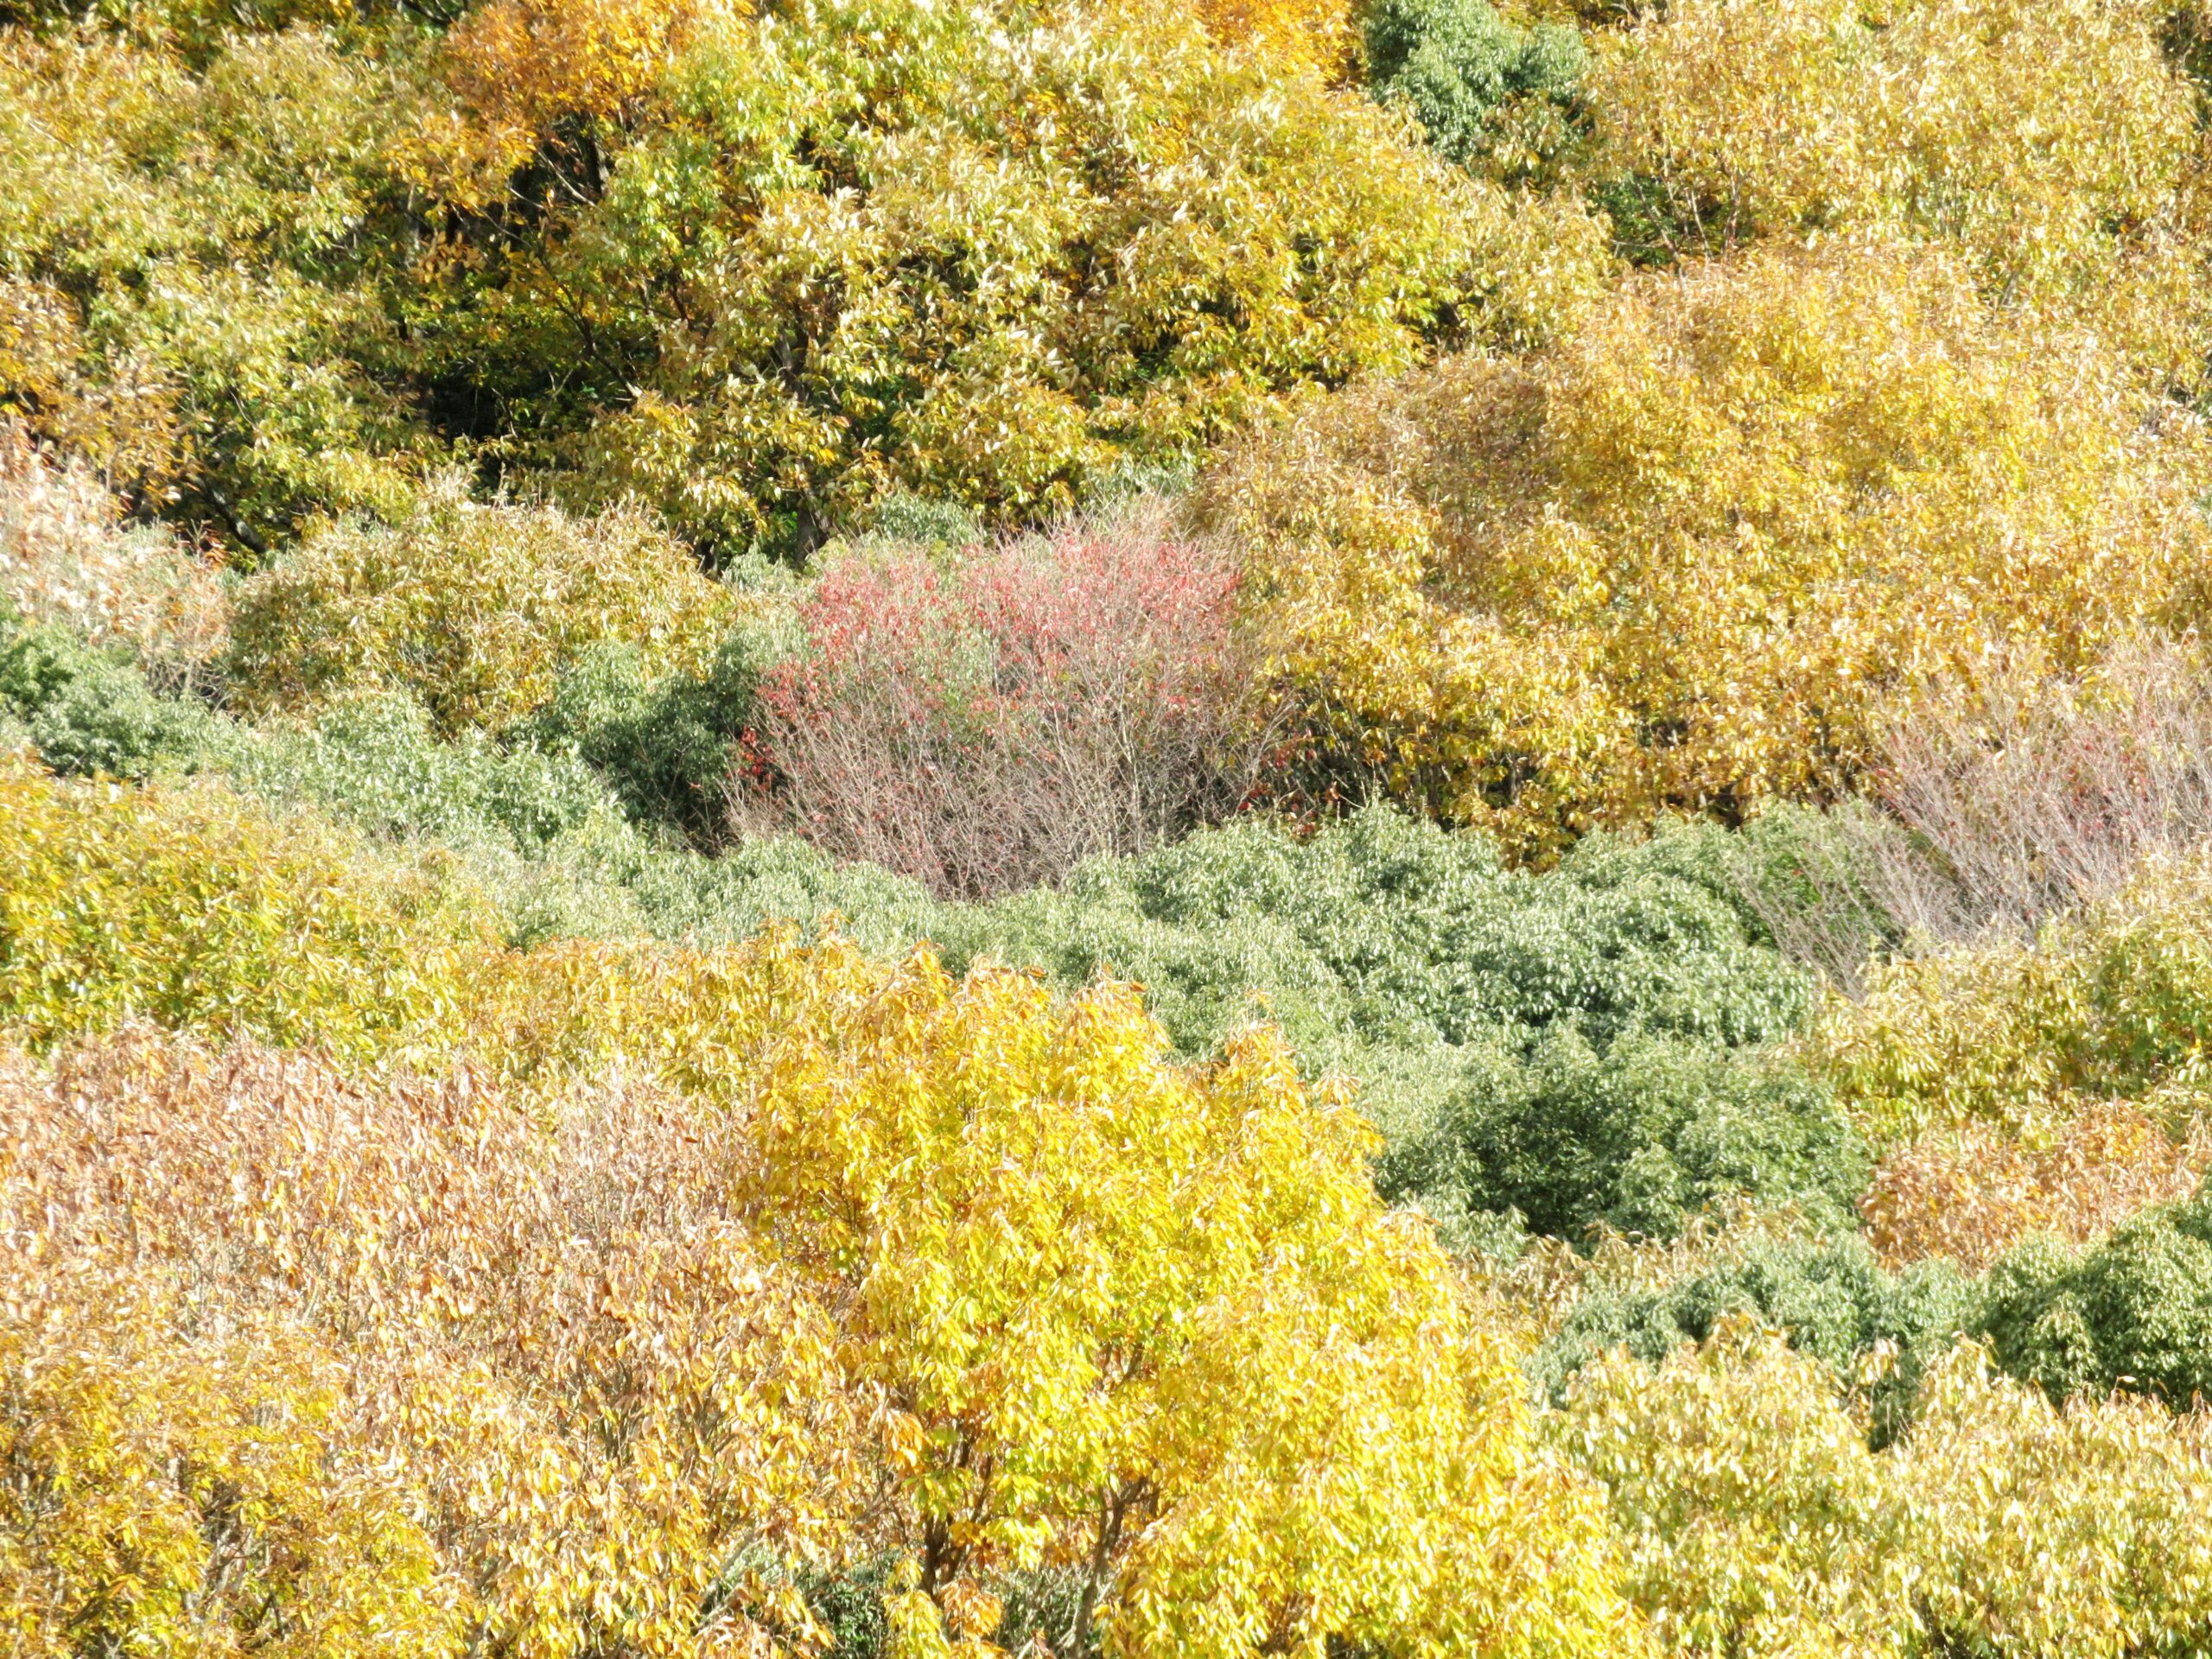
[1897,1344,2212,1656]
[918,806,1862,1244]
[1555,1324,2212,1657]
[204,690,612,850]
[1554,1323,1903,1658]
[1813,849,2212,1147]
[226,483,734,734]
[0,27,430,541]
[0,611,209,779]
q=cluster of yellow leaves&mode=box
[1860,1103,2212,1274]
[0,276,185,512]
[0,769,1640,1656]
[441,0,1355,171]
[728,947,1634,1656]
[0,1268,464,1656]
[1556,1321,2212,1659]
[1586,0,2205,315]
[467,0,1611,548]
[0,40,202,505]
[1184,0,1355,75]
[441,0,744,174]
[0,761,485,1061]
[1811,849,2212,1148]
[226,478,734,734]
[1205,238,2212,856]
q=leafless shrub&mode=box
[1716,798,1932,998]
[1726,637,2212,993]
[1878,638,2212,936]
[735,497,1287,899]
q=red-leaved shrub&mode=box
[740,508,1280,898]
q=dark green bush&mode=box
[1537,1176,2212,1430]
[516,620,790,842]
[950,806,1813,1058]
[1977,1184,2212,1409]
[1530,1234,1974,1441]
[1363,0,1585,176]
[797,1556,894,1659]
[1384,1032,1870,1244]
[788,1557,1098,1659]
[931,805,1854,1242]
[0,613,207,779]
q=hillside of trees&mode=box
[10,0,2212,1651]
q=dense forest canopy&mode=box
[10,0,2212,1653]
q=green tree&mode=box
[1363,0,1585,179]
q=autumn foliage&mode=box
[1861,1104,2212,1274]
[742,512,1278,898]
[226,481,734,735]
[1585,0,2207,317]
[1206,240,2212,855]
[0,770,1640,1656]
[15,0,2212,1643]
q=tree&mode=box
[429,0,1605,557]
[1203,239,2212,857]
[734,940,1640,1656]
[1364,0,1585,181]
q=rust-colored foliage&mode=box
[1861,1103,2212,1274]
[0,1035,862,1654]
[0,1030,865,1655]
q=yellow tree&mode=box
[1585,0,2206,323]
[1205,238,2212,857]
[719,938,1640,1656]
